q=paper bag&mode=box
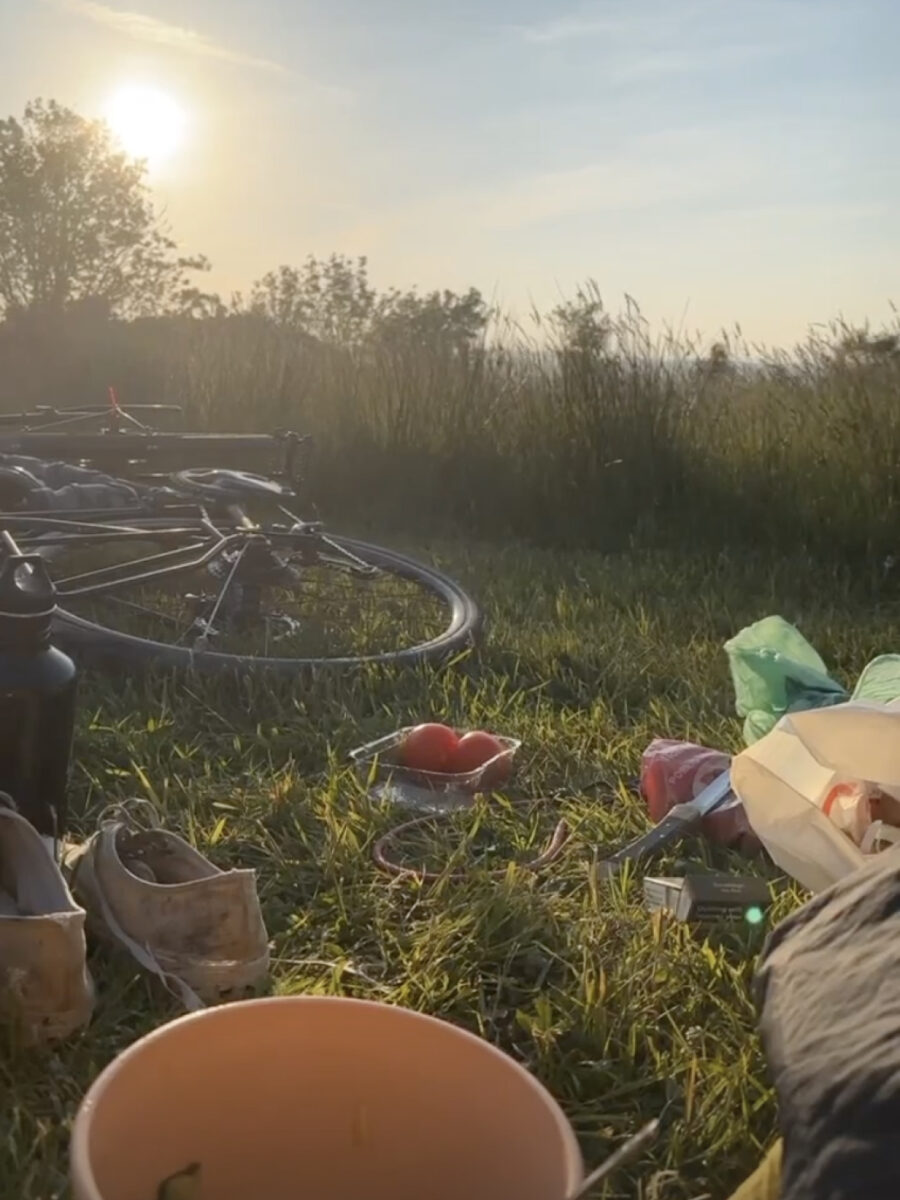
[731,701,900,893]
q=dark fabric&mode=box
[755,848,900,1199]
[0,454,180,510]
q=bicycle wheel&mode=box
[19,524,481,673]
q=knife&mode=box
[596,769,733,879]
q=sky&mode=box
[0,0,897,346]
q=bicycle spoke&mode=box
[50,527,456,661]
[57,540,211,589]
[103,594,182,627]
[197,542,250,647]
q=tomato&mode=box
[448,731,508,783]
[399,723,460,773]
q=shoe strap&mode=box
[95,797,163,834]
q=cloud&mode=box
[516,2,814,96]
[518,1,700,45]
[52,0,286,73]
[473,129,762,230]
[476,163,687,230]
[518,0,825,53]
[608,42,780,83]
[335,125,767,251]
[520,14,624,44]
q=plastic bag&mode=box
[852,654,900,705]
[640,738,760,850]
[731,701,900,892]
[724,615,848,746]
[724,617,900,747]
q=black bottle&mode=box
[0,535,77,840]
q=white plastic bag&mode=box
[731,701,900,892]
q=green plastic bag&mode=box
[725,616,848,745]
[852,655,900,705]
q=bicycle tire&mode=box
[50,535,482,673]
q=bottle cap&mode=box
[0,551,57,637]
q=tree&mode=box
[0,99,211,319]
[550,285,611,357]
[248,253,488,351]
[371,286,487,352]
[248,255,376,342]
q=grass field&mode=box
[3,537,898,1198]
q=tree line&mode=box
[1,99,895,367]
[0,98,488,352]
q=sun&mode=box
[104,85,187,166]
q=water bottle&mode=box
[0,532,77,844]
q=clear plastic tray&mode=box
[349,728,521,809]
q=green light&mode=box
[745,905,765,926]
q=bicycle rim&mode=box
[38,531,481,672]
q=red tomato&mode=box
[399,723,460,773]
[449,731,508,781]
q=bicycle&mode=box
[0,402,481,673]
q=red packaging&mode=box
[640,738,761,851]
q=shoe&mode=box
[69,801,270,1009]
[0,796,94,1042]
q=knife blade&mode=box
[596,769,733,879]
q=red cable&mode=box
[372,802,571,882]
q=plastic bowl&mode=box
[70,996,582,1200]
[349,727,521,795]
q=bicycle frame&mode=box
[0,404,308,482]
[0,403,182,429]
[0,510,367,602]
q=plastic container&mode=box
[350,728,521,793]
[70,995,583,1200]
[350,728,521,813]
[0,534,77,840]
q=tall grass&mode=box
[1,292,898,559]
